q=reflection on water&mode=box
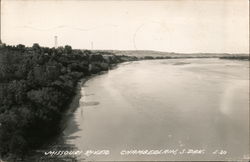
[51,59,249,161]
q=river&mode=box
[48,58,249,161]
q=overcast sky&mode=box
[1,0,249,53]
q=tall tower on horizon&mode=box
[54,36,58,48]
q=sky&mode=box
[1,0,249,53]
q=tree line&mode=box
[0,43,138,160]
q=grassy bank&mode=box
[0,44,138,160]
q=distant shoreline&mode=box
[95,49,249,58]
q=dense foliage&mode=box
[0,44,137,158]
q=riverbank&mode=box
[11,62,130,162]
[0,44,138,160]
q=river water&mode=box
[55,58,249,161]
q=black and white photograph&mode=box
[0,0,249,161]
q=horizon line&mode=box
[1,43,249,55]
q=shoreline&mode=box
[60,62,122,137]
[0,44,139,160]
[14,64,122,162]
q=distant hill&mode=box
[93,49,249,58]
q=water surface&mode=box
[61,58,249,161]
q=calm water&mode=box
[57,58,249,161]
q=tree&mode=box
[64,45,72,54]
[16,44,25,51]
[56,46,64,55]
[32,43,40,51]
[83,50,91,56]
